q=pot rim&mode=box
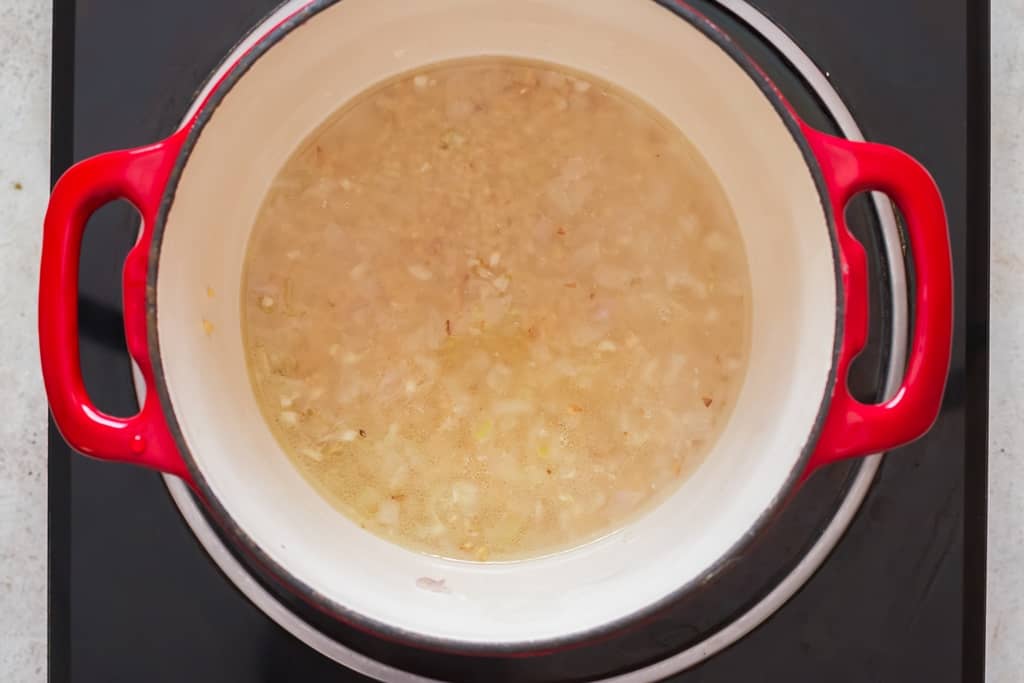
[145,0,843,654]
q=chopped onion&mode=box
[540,72,566,89]
[408,264,434,281]
[571,320,609,347]
[573,79,592,93]
[452,481,479,511]
[610,490,645,515]
[389,464,410,490]
[299,447,324,462]
[494,399,533,415]
[376,500,400,527]
[665,270,709,299]
[664,354,688,386]
[492,275,510,293]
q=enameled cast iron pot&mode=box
[39,0,953,655]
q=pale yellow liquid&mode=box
[242,58,751,561]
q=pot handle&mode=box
[801,124,953,473]
[39,132,192,481]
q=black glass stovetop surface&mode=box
[49,0,988,681]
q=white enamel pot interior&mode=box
[151,0,838,651]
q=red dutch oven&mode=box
[39,0,952,655]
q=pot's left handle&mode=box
[39,133,192,481]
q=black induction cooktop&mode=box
[48,1,989,681]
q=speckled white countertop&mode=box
[0,1,1016,681]
[986,2,1023,681]
[0,0,52,680]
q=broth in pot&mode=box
[242,58,751,561]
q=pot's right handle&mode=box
[801,124,953,473]
[39,132,192,481]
